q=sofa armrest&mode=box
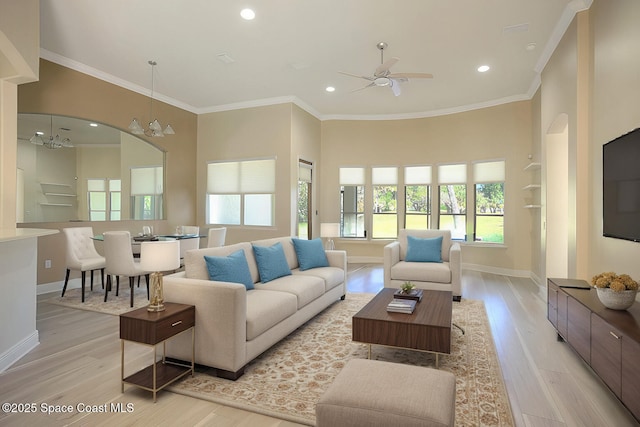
[325,249,347,273]
[383,241,401,287]
[449,242,462,297]
[163,273,248,372]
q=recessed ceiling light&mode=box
[89,123,98,127]
[477,65,490,73]
[526,42,537,51]
[325,86,335,93]
[240,8,255,20]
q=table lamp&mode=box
[320,223,340,250]
[140,240,180,312]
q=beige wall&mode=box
[197,103,323,244]
[16,59,197,285]
[589,0,640,278]
[320,102,534,272]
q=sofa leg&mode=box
[217,367,245,381]
[453,295,461,302]
[340,294,346,301]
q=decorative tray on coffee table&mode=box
[394,288,423,302]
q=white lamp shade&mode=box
[320,223,340,238]
[140,240,180,271]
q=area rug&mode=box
[45,284,150,315]
[168,293,514,426]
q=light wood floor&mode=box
[0,266,638,426]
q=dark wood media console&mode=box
[547,278,640,421]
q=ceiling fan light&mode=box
[163,124,175,135]
[374,77,390,87]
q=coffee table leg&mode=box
[436,353,439,369]
[368,344,372,359]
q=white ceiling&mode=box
[39,0,591,120]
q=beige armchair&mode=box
[384,229,462,301]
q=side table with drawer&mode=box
[119,302,195,402]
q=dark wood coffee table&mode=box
[352,288,452,367]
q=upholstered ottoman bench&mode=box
[316,359,456,427]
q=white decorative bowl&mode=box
[596,287,638,310]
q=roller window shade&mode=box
[340,167,365,185]
[372,167,397,185]
[131,166,163,195]
[207,159,275,194]
[87,179,105,192]
[474,160,505,183]
[299,164,312,183]
[405,166,431,185]
[438,164,467,184]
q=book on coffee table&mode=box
[394,288,423,302]
[387,299,417,314]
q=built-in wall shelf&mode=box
[523,162,541,171]
[44,192,76,197]
[522,184,541,191]
[40,203,73,207]
[40,182,72,187]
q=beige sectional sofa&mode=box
[163,236,347,379]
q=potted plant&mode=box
[400,281,416,295]
[591,272,639,310]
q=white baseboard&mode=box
[0,331,39,373]
[462,262,533,278]
[37,278,81,296]
[347,256,383,264]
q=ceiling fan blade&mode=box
[375,57,399,77]
[338,71,374,81]
[351,82,376,93]
[390,79,401,96]
[388,72,433,79]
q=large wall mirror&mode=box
[17,114,165,223]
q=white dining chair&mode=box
[103,231,150,307]
[180,225,200,236]
[207,227,227,247]
[61,227,106,303]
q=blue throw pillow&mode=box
[204,250,254,290]
[252,242,292,283]
[405,235,443,263]
[292,238,329,271]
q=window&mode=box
[474,160,505,243]
[438,164,467,240]
[340,167,365,238]
[88,178,121,221]
[131,166,163,220]
[372,167,397,239]
[207,158,276,226]
[404,166,431,229]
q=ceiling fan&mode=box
[339,42,433,96]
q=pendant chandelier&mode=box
[129,60,175,137]
[29,115,74,149]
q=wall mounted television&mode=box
[603,127,640,242]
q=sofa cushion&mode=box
[257,274,325,309]
[204,249,254,290]
[184,242,259,283]
[292,238,329,270]
[252,242,292,283]
[406,235,443,263]
[391,261,452,284]
[246,290,298,341]
[294,267,345,292]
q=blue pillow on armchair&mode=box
[405,235,443,263]
[204,249,255,290]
